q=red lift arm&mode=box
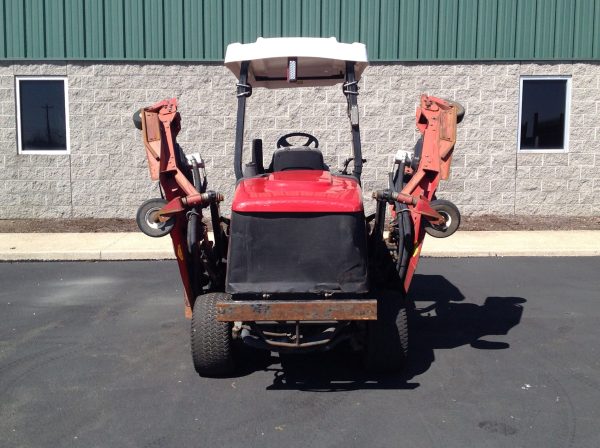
[374,95,459,292]
[139,99,224,317]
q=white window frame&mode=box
[517,75,571,154]
[15,76,70,155]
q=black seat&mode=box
[270,146,327,172]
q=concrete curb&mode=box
[0,231,599,261]
[421,230,600,257]
[0,233,174,261]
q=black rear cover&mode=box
[226,212,368,294]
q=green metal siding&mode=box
[184,0,203,59]
[5,0,26,58]
[24,0,44,59]
[45,0,66,58]
[496,0,517,59]
[398,0,419,59]
[1,0,599,61]
[573,0,595,58]
[476,0,497,58]
[456,0,478,59]
[418,0,439,60]
[438,0,459,59]
[65,0,84,58]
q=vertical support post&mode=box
[234,61,251,180]
[251,139,264,173]
[344,61,363,183]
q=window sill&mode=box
[18,150,70,155]
[517,148,568,154]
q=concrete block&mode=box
[13,63,67,75]
[1,60,598,218]
[542,153,569,166]
[567,179,593,193]
[454,64,482,76]
[464,178,491,192]
[0,89,14,102]
[568,153,595,166]
[0,63,14,75]
[490,179,516,192]
[516,178,541,192]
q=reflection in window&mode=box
[17,78,69,153]
[519,78,570,151]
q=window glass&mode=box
[519,79,568,150]
[18,79,68,152]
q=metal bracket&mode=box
[394,149,414,164]
[236,82,252,97]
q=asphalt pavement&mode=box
[1,258,599,448]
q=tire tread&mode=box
[191,292,234,376]
[365,291,409,372]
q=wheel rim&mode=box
[144,207,168,230]
[433,211,451,230]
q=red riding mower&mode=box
[132,38,463,376]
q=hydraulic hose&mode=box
[187,158,204,253]
[187,210,198,256]
[393,161,413,282]
[187,160,203,295]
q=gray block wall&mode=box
[0,61,599,218]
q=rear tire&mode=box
[191,292,235,377]
[365,291,409,372]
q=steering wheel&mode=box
[276,132,319,149]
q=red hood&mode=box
[231,170,364,213]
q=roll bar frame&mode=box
[233,60,363,183]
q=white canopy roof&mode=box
[224,37,368,88]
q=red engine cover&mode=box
[231,170,363,213]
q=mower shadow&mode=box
[262,274,526,391]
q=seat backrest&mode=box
[270,147,327,172]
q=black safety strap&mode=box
[234,61,252,180]
[344,61,362,183]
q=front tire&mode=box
[365,291,409,372]
[191,292,235,377]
